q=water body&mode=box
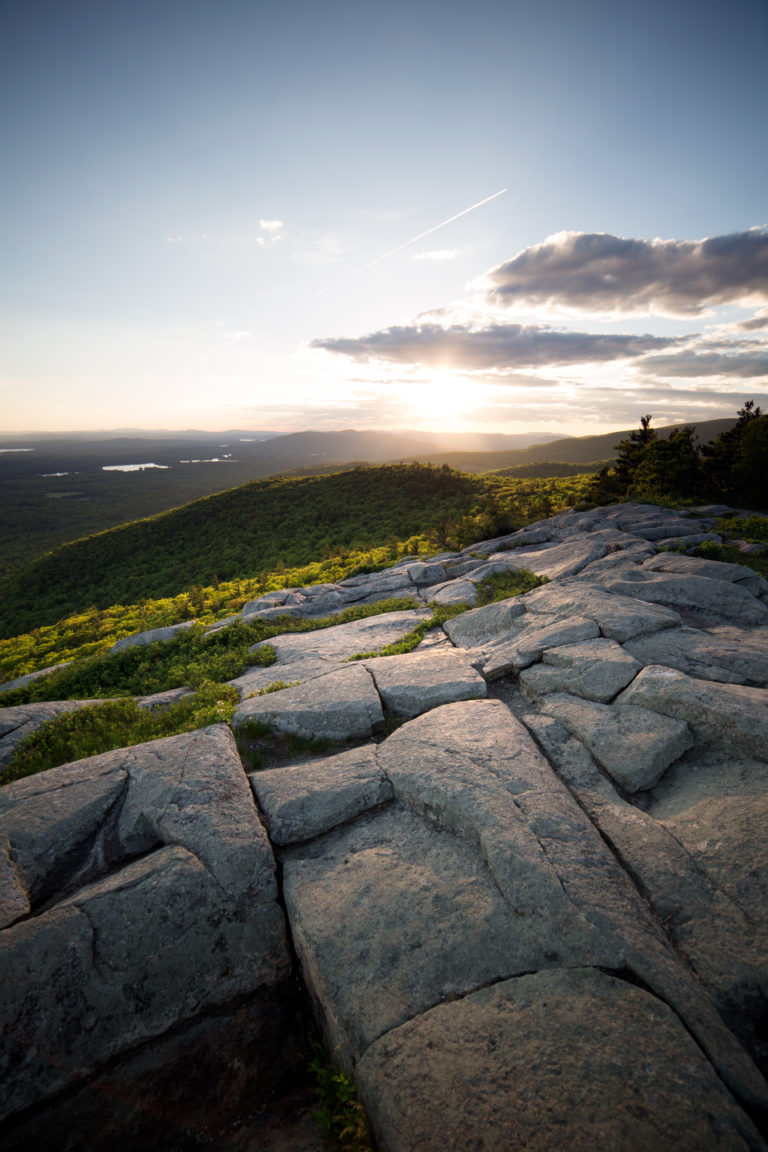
[178,456,234,463]
[102,463,170,472]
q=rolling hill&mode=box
[0,427,565,575]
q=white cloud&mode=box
[312,321,679,371]
[259,219,284,233]
[484,228,768,317]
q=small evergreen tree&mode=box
[701,400,763,499]
[613,414,656,491]
[731,414,768,507]
[630,427,700,501]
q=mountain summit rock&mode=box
[1,502,768,1150]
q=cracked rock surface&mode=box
[2,502,768,1149]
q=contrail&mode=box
[317,187,508,295]
[361,187,508,270]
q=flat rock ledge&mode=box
[2,501,768,1151]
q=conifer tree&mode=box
[613,414,656,491]
[701,400,763,499]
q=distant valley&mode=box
[0,420,734,577]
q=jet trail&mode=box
[316,187,508,295]
[361,187,508,270]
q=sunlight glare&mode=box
[404,369,472,429]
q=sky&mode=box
[2,0,767,438]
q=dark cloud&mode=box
[739,310,768,332]
[312,322,677,371]
[485,229,768,316]
[639,351,768,378]
[613,383,768,403]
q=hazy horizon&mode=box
[2,0,767,437]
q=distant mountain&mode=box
[0,421,734,579]
[397,419,736,472]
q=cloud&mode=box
[259,219,283,233]
[412,249,460,262]
[638,350,768,378]
[739,309,768,331]
[312,321,678,371]
[484,228,768,316]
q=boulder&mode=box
[524,714,765,1027]
[404,560,447,585]
[537,693,693,791]
[625,626,768,686]
[616,666,768,759]
[232,664,385,743]
[249,609,430,665]
[660,794,768,926]
[442,597,526,648]
[424,577,479,606]
[522,581,681,641]
[653,532,723,549]
[251,746,392,846]
[356,968,763,1152]
[365,648,487,717]
[0,700,106,771]
[496,536,609,580]
[0,663,71,695]
[0,847,287,1122]
[0,751,128,925]
[110,620,195,653]
[519,638,642,703]
[481,616,600,678]
[644,551,768,590]
[0,726,289,1123]
[602,569,768,626]
[284,701,766,1114]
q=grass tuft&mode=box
[0,681,239,785]
[474,568,549,605]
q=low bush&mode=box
[0,599,418,706]
[310,1051,373,1152]
[0,681,239,785]
[474,568,549,606]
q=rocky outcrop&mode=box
[2,501,768,1149]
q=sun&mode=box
[402,368,473,429]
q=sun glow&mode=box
[401,368,473,429]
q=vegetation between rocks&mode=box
[0,681,240,785]
[347,602,469,660]
[310,1051,373,1152]
[474,568,550,605]
[0,599,418,703]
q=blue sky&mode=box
[2,0,767,435]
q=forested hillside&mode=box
[0,464,593,639]
[0,427,564,574]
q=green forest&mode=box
[1,405,766,691]
[0,463,594,639]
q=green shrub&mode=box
[691,541,731,563]
[475,568,549,606]
[310,1053,373,1152]
[0,600,419,706]
[716,514,768,542]
[0,681,239,784]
